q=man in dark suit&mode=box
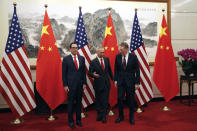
[62,43,86,128]
[114,42,140,125]
[88,47,113,123]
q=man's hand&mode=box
[64,86,69,92]
[93,72,100,78]
[135,84,140,90]
[83,84,86,90]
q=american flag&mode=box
[130,11,153,106]
[0,6,36,117]
[74,8,95,108]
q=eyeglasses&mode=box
[71,47,78,49]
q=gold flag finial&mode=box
[135,8,138,12]
[13,2,17,6]
[108,7,112,11]
[44,4,48,9]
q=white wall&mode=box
[0,0,9,108]
[171,0,197,55]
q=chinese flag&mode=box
[153,15,179,102]
[103,13,119,107]
[36,10,66,110]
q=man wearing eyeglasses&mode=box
[114,42,140,125]
[62,43,86,129]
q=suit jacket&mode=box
[88,57,113,91]
[114,53,140,89]
[62,54,86,90]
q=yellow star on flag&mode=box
[104,46,108,50]
[105,26,112,38]
[40,46,45,50]
[48,47,52,52]
[160,45,164,49]
[166,46,169,50]
[54,42,57,46]
[41,25,49,37]
[160,27,167,38]
[111,47,114,51]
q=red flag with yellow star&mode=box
[36,10,66,110]
[153,15,179,102]
[103,13,119,107]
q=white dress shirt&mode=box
[71,54,79,68]
[97,56,105,68]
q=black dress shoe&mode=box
[130,119,135,125]
[102,117,107,123]
[68,122,75,129]
[96,115,102,121]
[76,120,83,127]
[115,118,124,123]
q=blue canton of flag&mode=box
[129,11,153,106]
[74,9,88,49]
[130,12,143,52]
[6,7,24,54]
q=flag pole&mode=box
[106,7,115,116]
[9,2,24,125]
[78,5,88,119]
[10,2,24,125]
[160,9,171,111]
[44,4,58,120]
[132,8,144,114]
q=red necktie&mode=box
[74,56,78,70]
[100,58,105,71]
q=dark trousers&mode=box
[67,87,83,123]
[117,82,135,120]
[95,87,109,118]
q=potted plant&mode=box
[177,49,197,76]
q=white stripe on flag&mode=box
[86,75,95,97]
[11,52,36,107]
[135,90,144,105]
[82,98,87,108]
[1,63,30,112]
[18,48,31,70]
[139,46,149,65]
[0,77,24,116]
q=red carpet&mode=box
[0,100,197,131]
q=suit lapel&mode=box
[103,57,107,72]
[69,54,78,70]
[120,54,124,70]
[95,57,104,73]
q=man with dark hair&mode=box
[62,43,86,128]
[88,47,113,123]
[114,42,140,125]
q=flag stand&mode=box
[108,110,115,116]
[46,110,57,121]
[160,106,171,111]
[81,108,87,118]
[136,107,144,113]
[108,106,115,116]
[10,118,24,124]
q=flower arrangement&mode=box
[177,49,197,76]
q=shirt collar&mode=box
[71,53,78,58]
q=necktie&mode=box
[74,56,78,70]
[123,56,126,70]
[100,58,105,72]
